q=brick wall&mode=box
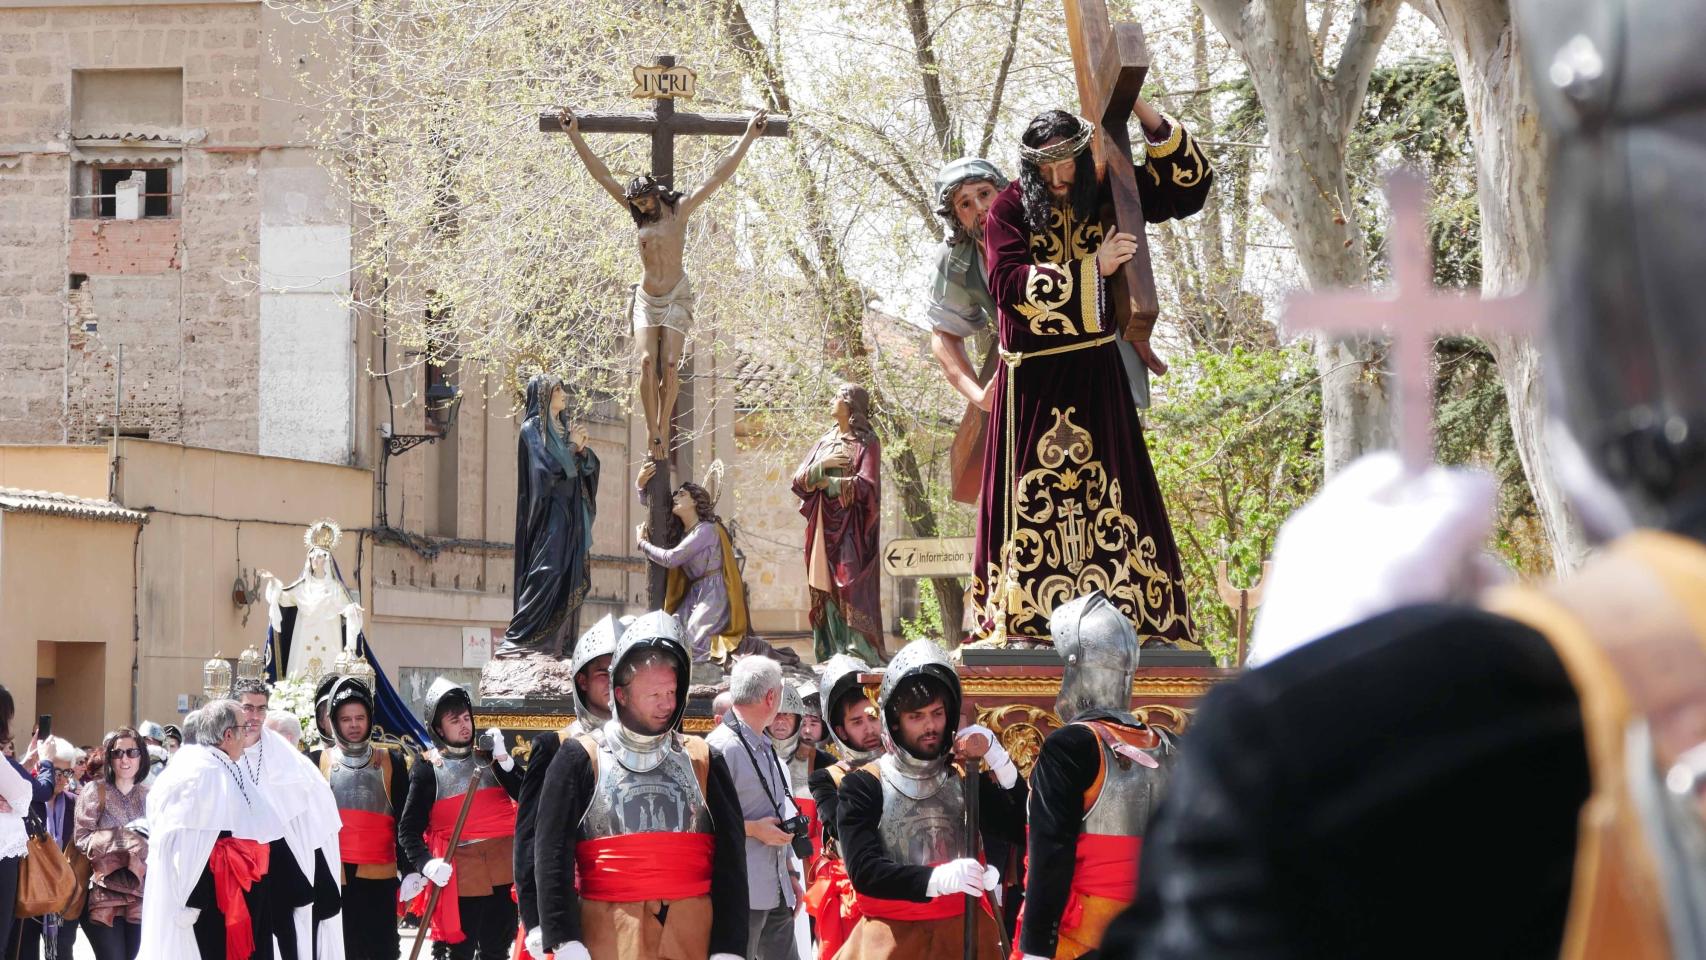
[0,3,266,450]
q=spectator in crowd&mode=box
[0,686,54,958]
[77,727,150,960]
[17,735,81,960]
[712,690,734,727]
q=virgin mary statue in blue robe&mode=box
[498,374,600,657]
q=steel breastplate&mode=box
[328,748,391,815]
[578,742,712,841]
[876,760,966,867]
[433,751,498,801]
[1082,729,1173,837]
[789,754,813,798]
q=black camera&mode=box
[780,814,813,859]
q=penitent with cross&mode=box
[1281,170,1540,472]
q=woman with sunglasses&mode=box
[74,728,150,959]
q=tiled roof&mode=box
[0,488,149,524]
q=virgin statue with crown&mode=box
[259,520,364,680]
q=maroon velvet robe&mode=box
[792,429,885,662]
[970,178,1197,646]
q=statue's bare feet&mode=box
[649,432,666,458]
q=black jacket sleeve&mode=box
[513,732,562,934]
[396,757,437,870]
[494,752,523,800]
[808,765,843,844]
[706,752,752,957]
[1019,724,1100,956]
[535,737,594,950]
[388,748,416,875]
[837,767,932,901]
[1135,117,1212,223]
[978,764,1028,848]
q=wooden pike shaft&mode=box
[407,764,486,960]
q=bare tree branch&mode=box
[978,0,1026,158]
[1332,0,1402,138]
[898,0,960,157]
[804,125,938,225]
[1192,0,1251,57]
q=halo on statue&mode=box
[702,458,726,507]
[305,519,342,552]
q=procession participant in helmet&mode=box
[514,614,622,953]
[1016,592,1174,960]
[312,678,414,960]
[397,679,521,960]
[313,674,341,745]
[834,639,1026,959]
[531,611,749,960]
[802,654,886,959]
[775,680,833,859]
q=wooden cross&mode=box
[1063,0,1160,340]
[1281,170,1540,472]
[539,54,790,608]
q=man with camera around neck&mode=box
[706,655,807,960]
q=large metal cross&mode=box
[1063,0,1160,339]
[1281,170,1540,471]
[539,54,790,607]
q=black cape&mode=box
[1107,603,1589,959]
[503,378,600,654]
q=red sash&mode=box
[1069,833,1140,902]
[795,795,823,856]
[408,787,517,944]
[804,855,861,960]
[1010,833,1143,959]
[209,837,270,960]
[338,809,397,865]
[575,832,715,902]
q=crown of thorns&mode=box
[1018,116,1096,165]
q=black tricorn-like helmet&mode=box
[1517,0,1706,532]
[328,677,375,746]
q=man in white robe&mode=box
[139,700,289,960]
[237,680,347,960]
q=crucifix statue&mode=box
[1281,170,1539,471]
[542,55,789,605]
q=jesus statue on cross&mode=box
[559,106,769,457]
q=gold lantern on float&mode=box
[203,652,233,702]
[236,644,266,685]
[344,649,377,691]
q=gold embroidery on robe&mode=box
[1020,207,1104,336]
[976,407,1190,643]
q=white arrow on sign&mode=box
[881,537,976,578]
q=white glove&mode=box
[175,907,201,928]
[399,872,427,901]
[711,955,744,960]
[925,858,986,898]
[551,942,592,960]
[422,858,453,887]
[523,927,544,958]
[1247,452,1503,668]
[485,727,514,771]
[1023,955,1052,960]
[983,863,1003,905]
[961,724,1018,789]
